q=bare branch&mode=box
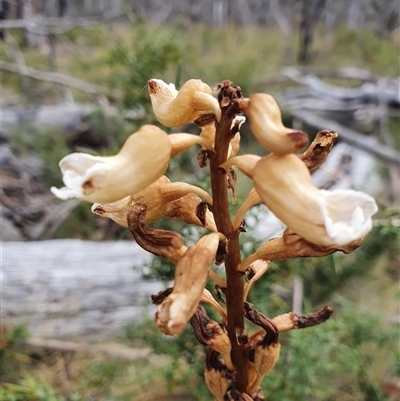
[293,111,400,169]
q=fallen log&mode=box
[2,239,165,340]
[26,338,151,360]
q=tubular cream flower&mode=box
[51,125,172,204]
[155,233,221,335]
[242,93,308,155]
[148,78,221,127]
[252,153,378,246]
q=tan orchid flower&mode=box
[155,233,221,335]
[190,306,233,369]
[51,125,172,204]
[244,303,281,394]
[226,153,377,247]
[252,153,378,246]
[148,78,221,127]
[128,203,187,264]
[204,350,232,401]
[164,193,217,231]
[91,176,170,226]
[232,130,339,230]
[239,228,362,272]
[242,93,308,155]
[92,176,214,227]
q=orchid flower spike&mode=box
[252,153,378,247]
[155,233,221,335]
[242,93,308,155]
[148,78,221,127]
[51,125,171,204]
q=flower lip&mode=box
[317,189,378,246]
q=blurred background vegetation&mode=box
[1,0,399,400]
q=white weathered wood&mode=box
[2,239,165,340]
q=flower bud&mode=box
[242,93,308,155]
[155,233,220,335]
[253,153,378,246]
[148,78,221,127]
[51,125,171,204]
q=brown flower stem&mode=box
[209,82,248,392]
